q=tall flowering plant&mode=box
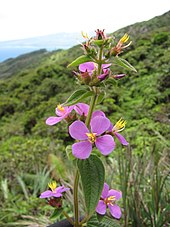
[40,30,136,226]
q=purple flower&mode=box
[74,103,89,116]
[96,183,122,219]
[97,68,109,81]
[69,116,115,159]
[79,62,111,81]
[92,110,106,118]
[46,103,89,126]
[79,62,95,74]
[108,118,128,146]
[40,181,70,198]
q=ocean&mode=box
[0,48,42,62]
[0,32,85,62]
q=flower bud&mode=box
[47,197,62,208]
[73,70,92,85]
[95,29,107,40]
[111,34,132,56]
[110,74,126,79]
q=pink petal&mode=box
[72,141,92,159]
[98,69,109,81]
[90,116,110,135]
[46,116,63,125]
[108,204,122,219]
[113,74,126,79]
[101,183,109,199]
[56,186,70,194]
[52,192,63,197]
[92,110,106,118]
[69,120,89,140]
[107,123,113,132]
[39,190,54,198]
[102,63,111,69]
[96,200,107,215]
[74,103,89,116]
[55,106,69,117]
[108,189,122,200]
[114,132,129,146]
[79,62,95,72]
[95,135,115,155]
[98,73,108,81]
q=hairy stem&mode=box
[73,46,103,226]
[62,210,74,225]
[74,169,80,227]
[85,87,98,128]
[97,46,103,75]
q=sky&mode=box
[0,0,170,42]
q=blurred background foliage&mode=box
[0,11,169,226]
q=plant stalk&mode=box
[97,46,103,75]
[73,46,103,226]
[74,169,80,227]
[62,210,74,225]
[85,87,98,128]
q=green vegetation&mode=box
[0,11,170,226]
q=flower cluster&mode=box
[73,31,133,87]
[46,102,128,159]
[75,62,111,84]
[40,29,136,224]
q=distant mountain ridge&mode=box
[0,10,169,78]
[1,11,169,63]
[0,32,84,62]
[112,10,170,37]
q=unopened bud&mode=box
[111,74,126,79]
[95,29,106,40]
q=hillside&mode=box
[0,11,169,226]
[0,49,63,78]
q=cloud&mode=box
[0,0,170,41]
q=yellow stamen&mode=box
[113,118,126,132]
[122,41,132,49]
[57,104,65,112]
[120,33,129,43]
[86,132,97,143]
[81,31,89,39]
[48,181,57,192]
[105,195,116,206]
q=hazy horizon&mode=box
[0,8,169,62]
[0,32,85,62]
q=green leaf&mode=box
[114,56,137,72]
[87,214,120,227]
[50,208,63,219]
[67,55,92,68]
[96,91,106,104]
[101,216,120,227]
[64,89,94,106]
[77,155,105,216]
[97,213,105,222]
